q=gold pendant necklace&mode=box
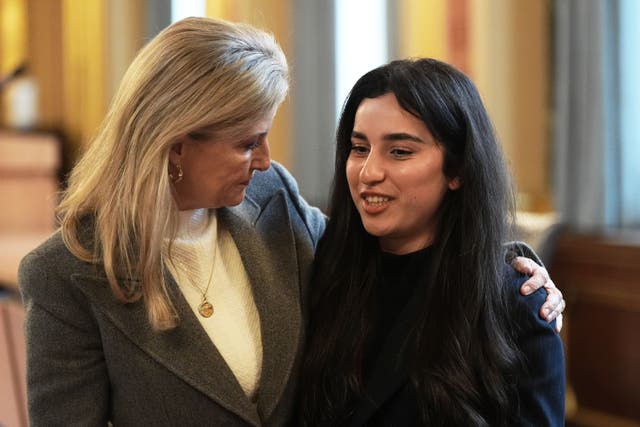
[171,238,216,318]
[198,299,214,317]
[168,209,219,319]
[195,247,216,318]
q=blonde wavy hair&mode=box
[57,17,289,330]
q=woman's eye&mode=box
[243,137,262,151]
[391,148,413,157]
[350,145,369,155]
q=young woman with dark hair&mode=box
[299,58,565,426]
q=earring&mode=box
[169,162,183,183]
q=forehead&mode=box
[353,93,427,133]
[194,110,276,140]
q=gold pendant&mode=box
[198,301,214,318]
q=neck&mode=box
[378,235,433,255]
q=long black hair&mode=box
[299,58,519,426]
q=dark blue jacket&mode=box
[346,248,565,427]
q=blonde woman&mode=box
[18,17,562,426]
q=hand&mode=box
[511,256,565,333]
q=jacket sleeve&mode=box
[18,245,110,426]
[505,267,566,427]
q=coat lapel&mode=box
[220,191,302,421]
[70,270,261,426]
[69,193,301,426]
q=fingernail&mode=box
[543,307,551,317]
[523,285,532,294]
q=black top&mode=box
[363,246,433,379]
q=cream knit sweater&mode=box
[164,209,263,399]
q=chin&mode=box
[362,223,391,239]
[225,192,246,207]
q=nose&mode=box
[251,139,271,171]
[359,151,384,185]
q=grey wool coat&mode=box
[18,161,326,427]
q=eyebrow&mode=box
[243,131,268,140]
[189,128,269,141]
[351,130,424,143]
[187,129,214,140]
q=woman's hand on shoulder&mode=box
[511,256,565,333]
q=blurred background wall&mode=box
[0,1,638,426]
[0,0,557,211]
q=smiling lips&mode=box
[365,195,389,205]
[360,193,392,213]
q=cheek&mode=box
[345,163,361,202]
[345,160,359,187]
[405,170,448,206]
[415,183,449,215]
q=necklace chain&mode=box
[195,252,215,317]
[170,232,217,318]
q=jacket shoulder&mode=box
[18,229,95,312]
[502,263,546,324]
[246,161,300,203]
[19,230,74,280]
[246,161,326,245]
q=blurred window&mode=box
[171,0,206,22]
[553,0,640,229]
[334,0,388,118]
[619,0,640,226]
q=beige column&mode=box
[0,0,28,125]
[470,0,552,212]
[396,0,448,60]
[25,0,63,131]
[61,0,108,159]
[0,0,27,76]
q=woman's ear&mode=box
[168,141,183,163]
[448,176,461,190]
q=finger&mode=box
[519,260,550,295]
[545,302,564,323]
[554,313,563,333]
[540,287,565,320]
[542,277,557,290]
[549,291,565,309]
[520,274,544,295]
[514,257,553,295]
[511,256,535,275]
[544,280,562,298]
[541,294,562,319]
[520,276,544,295]
[527,258,551,281]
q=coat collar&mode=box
[221,195,303,420]
[71,192,302,426]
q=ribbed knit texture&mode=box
[164,209,263,399]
